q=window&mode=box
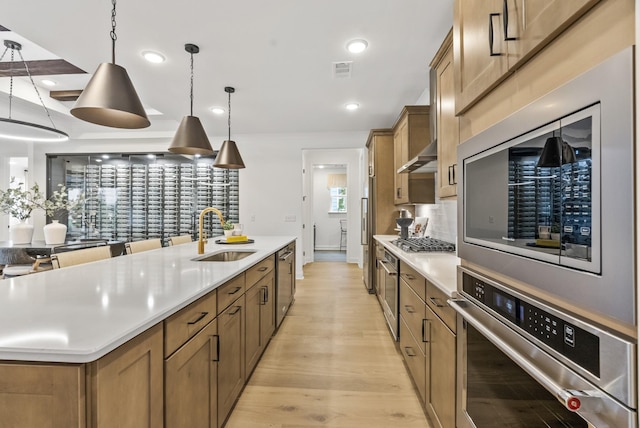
[329,187,347,213]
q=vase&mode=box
[224,230,233,237]
[43,220,67,245]
[9,221,34,245]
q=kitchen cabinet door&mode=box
[454,0,508,115]
[433,31,459,199]
[88,323,164,428]
[505,0,601,68]
[246,271,275,377]
[218,297,245,427]
[165,319,218,428]
[426,307,456,428]
[393,106,434,205]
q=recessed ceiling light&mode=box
[142,51,166,64]
[102,154,110,159]
[95,159,102,163]
[41,79,56,87]
[210,107,225,115]
[346,39,368,54]
[345,103,360,111]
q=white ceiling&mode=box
[1,0,453,140]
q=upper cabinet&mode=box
[431,30,459,199]
[453,0,601,114]
[393,106,435,205]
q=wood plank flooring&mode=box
[225,262,431,428]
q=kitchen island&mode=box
[0,235,295,428]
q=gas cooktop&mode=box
[392,237,456,253]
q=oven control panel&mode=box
[463,273,600,377]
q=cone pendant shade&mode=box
[71,63,150,129]
[214,140,245,169]
[168,115,214,155]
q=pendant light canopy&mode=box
[168,43,214,155]
[536,136,577,167]
[0,40,69,142]
[71,0,150,129]
[213,86,245,169]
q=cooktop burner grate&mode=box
[392,237,456,252]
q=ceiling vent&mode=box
[332,61,352,78]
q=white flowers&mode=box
[0,177,83,221]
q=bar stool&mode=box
[339,219,347,252]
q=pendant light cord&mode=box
[110,0,117,64]
[189,51,194,117]
[0,42,57,128]
[227,90,231,140]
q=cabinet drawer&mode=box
[164,291,217,358]
[426,280,456,333]
[217,274,246,315]
[399,316,427,403]
[400,260,426,301]
[246,255,275,287]
[400,279,427,355]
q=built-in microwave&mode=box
[457,47,635,332]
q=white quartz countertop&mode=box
[0,236,294,363]
[374,235,460,297]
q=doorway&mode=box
[301,148,365,266]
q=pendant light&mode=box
[70,0,150,129]
[167,44,213,155]
[536,137,577,167]
[0,40,69,142]
[213,86,245,169]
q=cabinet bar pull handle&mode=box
[260,286,267,305]
[429,297,447,308]
[448,165,453,185]
[422,319,431,342]
[405,274,415,280]
[211,335,220,362]
[404,346,417,357]
[229,306,242,316]
[452,164,457,185]
[258,266,268,272]
[489,13,501,56]
[503,0,516,41]
[228,286,242,295]
[404,304,415,314]
[187,311,208,325]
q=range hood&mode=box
[397,140,438,173]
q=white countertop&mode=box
[374,235,460,297]
[0,236,294,363]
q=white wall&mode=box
[312,167,347,251]
[302,148,365,266]
[14,130,368,278]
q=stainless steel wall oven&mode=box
[451,268,636,428]
[380,249,399,340]
[457,47,635,331]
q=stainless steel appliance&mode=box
[457,47,635,330]
[392,237,455,253]
[361,197,369,291]
[451,268,636,428]
[276,243,295,328]
[380,249,399,340]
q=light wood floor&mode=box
[225,262,431,428]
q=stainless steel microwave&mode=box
[457,47,635,330]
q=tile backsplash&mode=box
[415,198,457,244]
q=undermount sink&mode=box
[193,250,257,262]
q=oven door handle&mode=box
[448,298,605,418]
[380,260,397,276]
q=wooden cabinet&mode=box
[165,318,218,428]
[164,290,217,357]
[217,296,245,427]
[245,270,275,377]
[88,323,164,428]
[431,30,459,199]
[398,265,456,428]
[0,363,85,427]
[454,0,600,114]
[392,106,435,205]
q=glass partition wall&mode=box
[46,153,240,245]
